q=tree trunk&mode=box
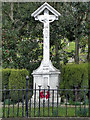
[53,2,61,70]
[10,3,14,22]
[75,38,79,64]
[55,40,61,70]
[88,35,90,117]
[87,36,90,62]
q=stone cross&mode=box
[37,9,56,64]
[31,3,61,103]
[31,2,61,65]
[32,2,60,102]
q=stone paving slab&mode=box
[1,117,90,120]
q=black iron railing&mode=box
[1,76,90,118]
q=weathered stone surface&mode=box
[31,2,61,102]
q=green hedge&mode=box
[2,69,11,89]
[2,69,11,100]
[9,69,29,101]
[2,63,88,101]
[60,63,88,100]
[60,63,88,89]
[2,69,29,101]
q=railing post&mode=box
[25,76,29,118]
[52,89,54,116]
[29,85,32,117]
[34,83,36,117]
[38,85,41,117]
[66,90,67,117]
[8,89,10,118]
[75,86,77,117]
[89,89,90,117]
[3,86,6,118]
[22,87,24,117]
[13,86,15,118]
[56,86,59,117]
[47,85,50,117]
[17,88,20,117]
[84,86,86,116]
[79,89,81,115]
[43,88,45,117]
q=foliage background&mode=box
[2,2,89,69]
[2,2,89,102]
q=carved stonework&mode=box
[31,2,61,103]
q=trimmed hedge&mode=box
[2,63,88,101]
[2,69,11,100]
[60,63,88,101]
[9,69,29,101]
[2,69,11,89]
[60,63,88,89]
[2,69,29,101]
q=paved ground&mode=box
[1,117,90,120]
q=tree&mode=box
[88,37,90,116]
[2,2,89,115]
[86,7,90,116]
[2,2,89,67]
[2,2,43,69]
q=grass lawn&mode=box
[2,106,89,118]
[64,42,75,53]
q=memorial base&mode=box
[31,60,61,104]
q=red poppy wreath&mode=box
[40,91,50,99]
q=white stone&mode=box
[31,2,61,19]
[31,2,61,103]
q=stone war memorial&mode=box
[31,2,61,104]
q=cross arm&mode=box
[35,15,57,23]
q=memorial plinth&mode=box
[31,2,61,103]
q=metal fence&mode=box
[1,77,90,118]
